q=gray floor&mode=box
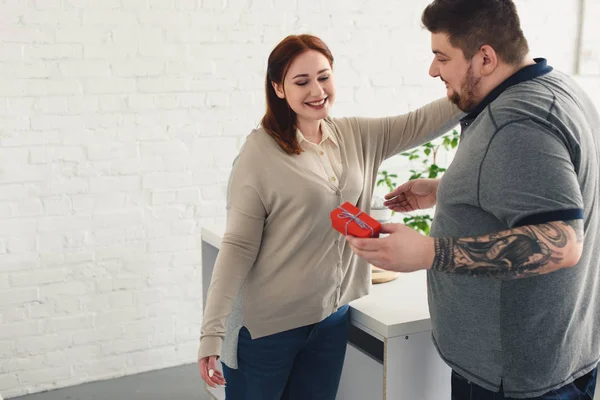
[10,363,212,400]
[9,363,599,400]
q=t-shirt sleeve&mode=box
[479,120,583,229]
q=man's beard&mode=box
[449,65,480,112]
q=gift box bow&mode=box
[330,202,381,238]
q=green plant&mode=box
[376,170,398,193]
[376,129,460,235]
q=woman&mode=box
[198,34,460,399]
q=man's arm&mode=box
[432,219,584,279]
[347,119,586,276]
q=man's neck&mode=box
[477,56,537,103]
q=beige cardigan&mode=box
[199,98,461,361]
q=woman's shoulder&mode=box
[243,126,280,150]
[326,115,376,136]
[239,127,268,155]
[324,116,361,138]
[234,126,284,168]
[326,115,355,129]
[324,115,370,149]
[244,126,264,145]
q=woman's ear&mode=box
[271,81,285,99]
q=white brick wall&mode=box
[0,0,598,398]
[580,0,600,75]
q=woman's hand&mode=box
[198,355,226,388]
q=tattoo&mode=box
[432,237,454,271]
[564,219,585,244]
[432,220,583,279]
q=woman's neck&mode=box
[297,118,322,144]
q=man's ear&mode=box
[478,45,499,76]
[271,81,285,99]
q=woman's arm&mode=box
[198,144,267,360]
[349,97,462,160]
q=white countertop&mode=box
[201,225,432,340]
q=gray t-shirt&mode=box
[429,59,600,398]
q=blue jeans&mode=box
[452,366,598,400]
[222,304,349,400]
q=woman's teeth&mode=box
[306,98,326,106]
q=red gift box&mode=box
[330,202,381,238]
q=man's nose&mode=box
[429,61,439,78]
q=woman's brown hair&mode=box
[261,34,334,155]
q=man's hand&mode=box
[384,178,440,212]
[346,223,434,272]
[348,220,583,279]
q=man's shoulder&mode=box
[492,69,572,107]
[486,69,586,128]
[484,80,557,127]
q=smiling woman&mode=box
[196,33,461,400]
[270,49,335,136]
[263,35,336,154]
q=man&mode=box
[347,0,600,399]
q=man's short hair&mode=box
[422,0,529,65]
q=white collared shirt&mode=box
[296,124,343,187]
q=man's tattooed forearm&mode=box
[432,237,455,271]
[431,220,582,279]
[564,219,584,244]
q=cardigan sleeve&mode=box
[350,97,462,160]
[198,138,266,360]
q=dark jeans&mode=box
[452,366,598,400]
[222,304,350,400]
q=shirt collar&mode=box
[296,123,339,147]
[461,58,553,122]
